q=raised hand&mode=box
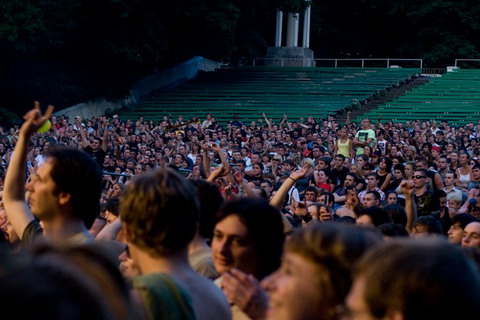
[21,101,54,137]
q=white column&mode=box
[287,13,299,47]
[302,5,311,48]
[275,9,283,47]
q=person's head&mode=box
[473,163,480,181]
[366,173,379,189]
[347,239,480,320]
[393,164,405,180]
[344,173,356,188]
[448,214,478,244]
[438,156,449,170]
[262,223,382,320]
[382,204,407,226]
[26,147,103,229]
[362,191,380,208]
[120,168,199,258]
[212,198,284,279]
[317,192,334,207]
[386,191,398,205]
[189,179,224,241]
[413,169,429,189]
[357,207,391,227]
[379,157,393,172]
[334,154,345,169]
[303,186,318,202]
[411,216,443,238]
[462,221,480,248]
[105,197,120,224]
[444,172,457,187]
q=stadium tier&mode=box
[119,66,420,124]
[361,69,480,125]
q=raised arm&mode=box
[270,167,307,210]
[78,117,90,149]
[101,120,108,152]
[3,102,54,239]
[400,180,417,234]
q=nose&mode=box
[25,179,34,192]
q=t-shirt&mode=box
[133,273,196,320]
[414,191,440,216]
[355,129,375,155]
[22,220,94,248]
[84,145,106,168]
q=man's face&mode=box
[211,215,258,276]
[472,167,480,181]
[362,194,378,208]
[462,222,480,248]
[448,223,464,244]
[344,175,355,188]
[251,154,261,164]
[304,191,316,202]
[444,173,456,187]
[334,157,344,169]
[91,139,101,151]
[438,158,448,169]
[26,159,61,221]
[366,176,378,189]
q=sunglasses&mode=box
[413,175,426,179]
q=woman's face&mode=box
[261,252,322,320]
[394,169,403,180]
[356,157,365,167]
[460,153,469,165]
[211,215,258,276]
[387,193,398,205]
[252,164,263,176]
[404,165,413,178]
[450,153,458,163]
[111,184,122,197]
[315,170,327,183]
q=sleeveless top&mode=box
[337,139,350,158]
[458,171,471,186]
[132,273,196,320]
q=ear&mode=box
[58,192,71,206]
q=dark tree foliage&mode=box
[0,0,479,118]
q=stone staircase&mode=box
[335,76,431,124]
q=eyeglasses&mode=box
[413,175,426,179]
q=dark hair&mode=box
[451,213,479,229]
[358,207,392,227]
[393,163,405,174]
[48,147,102,229]
[216,198,284,279]
[120,168,199,257]
[105,197,120,216]
[377,223,409,237]
[189,180,224,240]
[355,239,480,319]
[382,204,407,226]
[414,216,443,235]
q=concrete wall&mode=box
[55,56,221,118]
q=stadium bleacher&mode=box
[361,69,480,125]
[118,66,420,124]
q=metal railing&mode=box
[253,57,423,69]
[454,59,480,68]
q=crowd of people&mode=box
[0,102,479,319]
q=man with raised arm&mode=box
[3,102,103,246]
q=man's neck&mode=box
[42,218,89,242]
[134,247,192,277]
